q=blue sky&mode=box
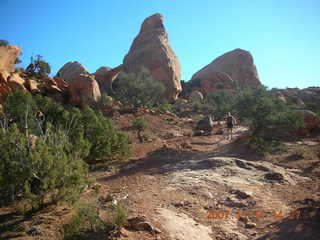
[1,0,319,88]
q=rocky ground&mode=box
[0,112,319,240]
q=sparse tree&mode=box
[26,55,51,80]
[0,39,9,46]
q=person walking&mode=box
[226,112,236,140]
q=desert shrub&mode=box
[80,108,131,162]
[3,90,38,133]
[64,201,105,240]
[64,201,127,239]
[92,93,113,112]
[246,136,283,156]
[2,91,131,163]
[114,68,165,109]
[132,117,148,143]
[206,90,235,119]
[132,117,148,131]
[158,101,173,113]
[107,205,128,230]
[234,87,304,137]
[26,54,51,80]
[0,124,88,210]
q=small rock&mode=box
[238,216,249,224]
[173,201,184,208]
[105,194,114,202]
[230,189,250,200]
[245,222,256,229]
[264,172,284,182]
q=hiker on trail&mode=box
[226,112,236,140]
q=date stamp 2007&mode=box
[207,209,302,221]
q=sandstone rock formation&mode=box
[189,90,203,103]
[191,48,261,95]
[55,61,89,82]
[6,73,27,91]
[271,87,320,109]
[123,13,182,102]
[68,74,101,106]
[195,72,235,96]
[94,65,123,92]
[0,71,26,104]
[0,45,21,72]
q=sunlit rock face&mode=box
[123,13,182,102]
[56,61,89,82]
[191,48,261,94]
[0,45,21,72]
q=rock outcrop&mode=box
[123,13,182,102]
[189,90,203,103]
[271,87,320,109]
[55,61,89,82]
[6,73,27,91]
[68,74,101,106]
[0,71,27,104]
[191,48,261,94]
[0,45,21,72]
[94,65,123,92]
[193,71,235,96]
[294,110,320,137]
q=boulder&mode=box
[94,65,123,92]
[0,45,21,72]
[68,74,101,106]
[6,73,26,91]
[55,61,89,82]
[123,13,182,102]
[0,72,26,104]
[195,115,214,135]
[0,71,10,83]
[25,79,41,94]
[43,77,62,93]
[191,48,261,93]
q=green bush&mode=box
[206,90,235,119]
[132,117,148,131]
[114,68,165,109]
[234,87,304,137]
[3,91,131,163]
[64,201,105,240]
[158,101,173,113]
[132,117,148,143]
[247,136,283,156]
[80,108,131,162]
[3,90,38,133]
[107,205,128,230]
[0,124,88,210]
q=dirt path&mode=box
[96,125,320,240]
[1,114,319,240]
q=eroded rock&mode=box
[68,74,101,106]
[123,13,182,102]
